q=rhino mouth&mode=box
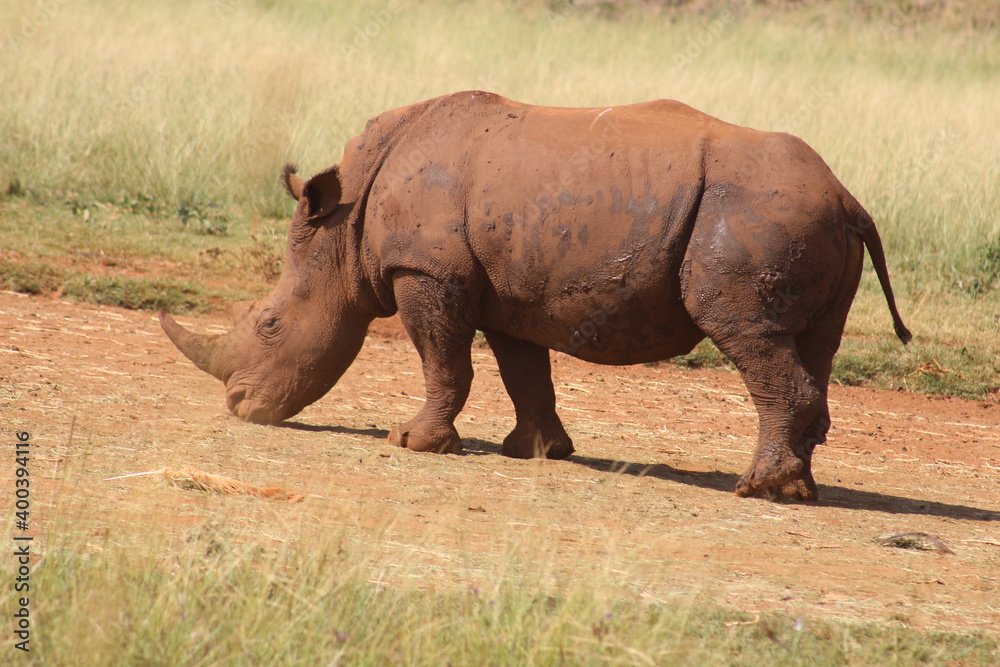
[226,386,291,425]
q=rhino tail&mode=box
[854,210,913,345]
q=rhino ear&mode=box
[282,163,306,200]
[302,166,342,221]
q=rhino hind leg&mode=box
[777,289,857,500]
[483,330,574,460]
[707,332,826,500]
[778,411,827,501]
[387,272,478,455]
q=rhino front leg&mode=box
[483,330,574,459]
[387,272,477,454]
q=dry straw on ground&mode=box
[106,469,305,502]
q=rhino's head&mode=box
[160,164,373,424]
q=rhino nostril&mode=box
[226,388,247,413]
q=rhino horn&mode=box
[159,311,228,381]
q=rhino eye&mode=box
[259,316,281,337]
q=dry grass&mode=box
[2,0,997,397]
[2,0,997,279]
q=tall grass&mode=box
[12,512,998,665]
[2,0,998,284]
[2,0,998,398]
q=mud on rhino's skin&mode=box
[160,90,911,502]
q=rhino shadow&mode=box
[280,421,390,439]
[568,453,1000,522]
[281,423,496,456]
[279,424,998,521]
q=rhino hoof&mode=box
[735,454,804,500]
[779,474,819,502]
[501,429,574,460]
[388,424,463,454]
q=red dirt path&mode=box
[2,291,998,633]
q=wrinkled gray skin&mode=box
[162,91,911,501]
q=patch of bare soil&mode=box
[2,292,998,633]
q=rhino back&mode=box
[360,93,849,363]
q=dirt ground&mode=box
[2,290,998,635]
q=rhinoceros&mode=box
[161,91,910,501]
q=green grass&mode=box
[0,257,210,313]
[14,520,997,666]
[670,283,1000,399]
[0,195,282,312]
